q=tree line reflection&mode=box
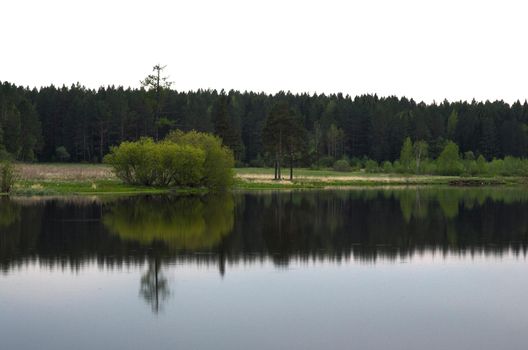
[3,189,528,313]
[2,188,528,273]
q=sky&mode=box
[1,0,527,103]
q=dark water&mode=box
[1,188,528,350]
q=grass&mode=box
[11,180,171,196]
[234,167,525,189]
[235,167,410,177]
[3,163,526,196]
[8,164,205,196]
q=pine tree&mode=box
[141,64,173,140]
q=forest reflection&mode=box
[2,188,528,274]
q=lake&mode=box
[1,188,528,350]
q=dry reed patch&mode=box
[235,173,432,183]
[16,163,116,181]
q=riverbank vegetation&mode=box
[315,138,528,177]
[2,162,526,196]
[104,130,234,190]
[1,161,16,193]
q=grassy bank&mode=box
[11,180,173,196]
[7,164,204,195]
[3,164,527,195]
[234,167,525,189]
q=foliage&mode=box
[333,159,351,172]
[165,130,234,190]
[262,102,307,179]
[141,64,173,140]
[399,137,414,173]
[3,78,528,169]
[436,141,463,175]
[55,146,71,162]
[326,124,345,159]
[318,156,335,168]
[104,137,206,187]
[0,161,16,193]
[413,140,428,173]
[213,91,244,160]
[365,159,379,173]
[382,161,393,173]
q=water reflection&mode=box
[140,258,170,313]
[1,188,528,315]
[0,198,20,228]
[103,194,234,250]
[2,189,528,347]
[1,188,528,274]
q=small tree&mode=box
[436,141,463,175]
[413,140,428,173]
[476,155,487,175]
[55,146,70,162]
[262,102,306,180]
[141,64,173,140]
[399,137,414,173]
[326,124,345,159]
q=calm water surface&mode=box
[1,188,528,350]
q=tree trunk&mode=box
[83,132,87,162]
[99,126,104,163]
[290,154,293,180]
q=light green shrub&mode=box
[1,161,16,193]
[104,137,208,188]
[318,156,335,168]
[435,141,463,175]
[333,159,351,172]
[365,159,379,173]
[165,130,235,190]
[382,161,393,173]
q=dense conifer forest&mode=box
[1,79,527,165]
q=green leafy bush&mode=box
[1,161,16,193]
[158,142,205,186]
[318,156,335,168]
[435,141,463,175]
[165,130,235,190]
[365,159,379,173]
[476,155,488,175]
[333,159,351,172]
[104,137,207,188]
[382,161,393,173]
[55,146,71,162]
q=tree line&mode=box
[1,69,528,165]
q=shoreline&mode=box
[2,176,526,196]
[1,164,526,196]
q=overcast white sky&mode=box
[1,0,527,103]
